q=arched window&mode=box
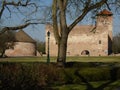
[81,50,90,55]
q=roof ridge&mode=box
[97,9,113,16]
[15,30,35,42]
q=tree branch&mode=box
[52,0,61,43]
[0,22,40,35]
[105,1,111,10]
[4,0,30,6]
[0,0,38,19]
[58,0,68,35]
[68,0,107,32]
[63,0,68,8]
[0,1,5,19]
[89,0,107,10]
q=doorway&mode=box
[81,50,90,56]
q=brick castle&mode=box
[46,9,113,56]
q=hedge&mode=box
[0,62,120,89]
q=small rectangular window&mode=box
[99,40,101,44]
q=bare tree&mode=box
[52,0,120,65]
[0,30,15,57]
[36,40,45,54]
[0,0,50,33]
[113,34,120,54]
[0,0,50,57]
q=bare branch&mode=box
[105,1,111,10]
[52,0,61,43]
[4,0,30,7]
[5,5,12,18]
[0,1,5,19]
[0,22,40,35]
[0,0,39,19]
[89,0,107,10]
[68,0,107,32]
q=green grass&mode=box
[0,56,120,62]
[0,57,47,62]
[67,56,120,62]
[52,80,120,90]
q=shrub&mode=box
[62,67,111,84]
[78,67,111,81]
[114,67,120,80]
[0,63,64,89]
[63,68,82,84]
[0,62,120,89]
[32,64,64,86]
[0,63,37,89]
[65,62,97,68]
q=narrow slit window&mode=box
[99,40,101,44]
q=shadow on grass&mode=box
[74,66,119,90]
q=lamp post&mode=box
[47,31,50,63]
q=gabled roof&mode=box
[15,30,35,43]
[97,9,113,16]
[70,25,105,35]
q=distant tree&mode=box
[113,34,120,54]
[0,30,15,57]
[36,41,45,54]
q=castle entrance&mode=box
[81,50,90,56]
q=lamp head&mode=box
[47,31,50,37]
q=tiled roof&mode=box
[15,30,36,43]
[97,9,113,16]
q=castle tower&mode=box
[96,9,113,54]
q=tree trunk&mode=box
[57,32,68,66]
[51,0,108,66]
[0,49,5,58]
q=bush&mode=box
[63,68,82,84]
[0,63,64,89]
[78,67,111,81]
[65,62,97,68]
[114,67,120,80]
[62,67,111,84]
[0,62,120,89]
[36,41,45,54]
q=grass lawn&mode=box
[0,56,120,62]
[52,80,120,90]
